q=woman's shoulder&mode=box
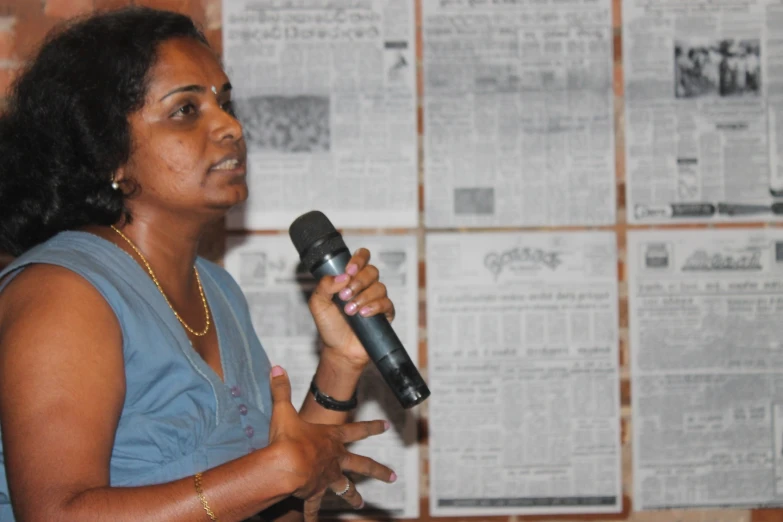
[0,231,145,321]
[0,259,121,354]
[0,230,125,280]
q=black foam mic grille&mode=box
[289,210,348,271]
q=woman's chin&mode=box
[203,185,249,214]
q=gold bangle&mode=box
[194,472,219,521]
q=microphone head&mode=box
[289,210,348,272]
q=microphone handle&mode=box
[311,250,430,409]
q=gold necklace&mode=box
[110,225,211,337]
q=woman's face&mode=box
[117,37,247,221]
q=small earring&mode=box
[111,181,120,190]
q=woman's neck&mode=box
[87,218,204,300]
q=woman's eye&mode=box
[173,103,197,117]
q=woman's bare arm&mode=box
[0,265,392,522]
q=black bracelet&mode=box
[309,379,358,411]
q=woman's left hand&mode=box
[308,248,395,371]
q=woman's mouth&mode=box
[210,157,246,176]
[212,158,241,170]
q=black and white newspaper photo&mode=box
[422,0,616,228]
[623,0,783,224]
[628,229,783,510]
[224,233,420,518]
[222,0,418,229]
[426,231,621,515]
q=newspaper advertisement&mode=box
[623,0,783,224]
[224,233,419,518]
[629,228,783,510]
[422,0,616,228]
[426,231,621,516]
[222,1,418,230]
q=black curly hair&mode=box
[0,7,209,257]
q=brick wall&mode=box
[0,1,780,521]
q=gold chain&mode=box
[194,472,219,521]
[110,225,211,337]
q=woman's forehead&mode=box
[146,38,226,94]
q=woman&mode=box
[0,7,396,522]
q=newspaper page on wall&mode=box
[222,1,418,230]
[629,228,783,510]
[224,233,419,518]
[426,231,621,516]
[623,0,783,224]
[422,0,616,228]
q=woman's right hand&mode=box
[266,366,395,521]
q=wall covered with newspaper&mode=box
[2,0,783,520]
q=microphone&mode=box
[289,210,430,409]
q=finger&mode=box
[310,249,372,306]
[331,477,364,509]
[344,248,371,277]
[269,366,294,406]
[345,285,394,321]
[303,492,325,522]
[339,265,380,309]
[337,419,389,443]
[310,273,350,305]
[340,453,397,483]
[352,296,395,321]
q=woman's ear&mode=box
[111,166,126,190]
[114,165,126,183]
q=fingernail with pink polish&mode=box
[383,420,391,431]
[335,274,349,284]
[339,288,353,301]
[271,366,285,377]
[345,302,358,315]
[389,472,397,482]
[346,263,358,276]
[359,306,372,317]
[356,501,364,510]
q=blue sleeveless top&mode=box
[0,231,274,520]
